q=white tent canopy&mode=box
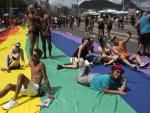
[98,9,119,14]
[98,9,128,15]
[115,11,128,14]
[82,10,99,16]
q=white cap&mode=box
[15,42,21,47]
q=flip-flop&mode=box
[1,68,10,72]
[1,68,7,71]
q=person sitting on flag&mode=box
[1,42,25,72]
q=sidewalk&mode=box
[0,27,9,34]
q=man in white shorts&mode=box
[0,49,53,110]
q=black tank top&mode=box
[72,45,89,59]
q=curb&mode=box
[0,28,10,34]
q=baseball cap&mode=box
[15,42,21,47]
[112,65,124,74]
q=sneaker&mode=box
[84,60,90,66]
[2,99,18,110]
[104,63,107,67]
[57,65,63,70]
[139,63,149,68]
[131,64,137,70]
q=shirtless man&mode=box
[0,49,53,110]
[34,3,42,49]
[1,42,25,72]
[41,14,52,58]
[27,5,36,57]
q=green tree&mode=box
[57,6,69,16]
[62,6,69,16]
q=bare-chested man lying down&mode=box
[0,49,54,110]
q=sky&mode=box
[49,0,122,7]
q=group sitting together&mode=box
[57,31,149,70]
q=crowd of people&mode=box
[0,15,26,29]
[47,12,150,57]
[0,3,150,110]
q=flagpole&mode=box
[9,0,11,17]
[77,0,79,15]
[139,0,140,9]
[122,0,125,11]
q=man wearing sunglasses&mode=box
[0,49,53,110]
[77,65,127,95]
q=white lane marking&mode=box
[65,32,73,36]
